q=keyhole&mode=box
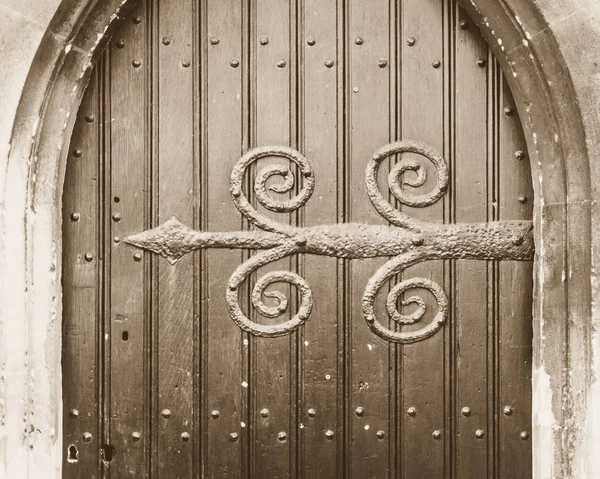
[122,331,128,341]
[101,443,116,462]
[67,445,78,463]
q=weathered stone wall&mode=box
[0,0,598,477]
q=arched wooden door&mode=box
[62,0,534,477]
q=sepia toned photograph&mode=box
[0,0,598,477]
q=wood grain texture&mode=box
[62,1,533,477]
[400,0,446,476]
[62,67,101,479]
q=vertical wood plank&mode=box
[253,0,294,476]
[155,1,195,476]
[348,0,392,477]
[205,1,244,476]
[107,3,149,475]
[454,5,491,477]
[498,77,534,478]
[301,0,340,476]
[400,0,446,476]
[62,69,101,478]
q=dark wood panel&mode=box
[252,0,295,476]
[62,67,101,479]
[62,1,534,477]
[107,2,150,475]
[498,78,534,478]
[348,0,392,477]
[154,0,196,476]
[204,1,245,477]
[301,0,340,476]
[454,5,490,477]
[400,0,446,476]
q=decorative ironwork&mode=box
[125,140,534,344]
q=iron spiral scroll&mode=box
[125,141,534,344]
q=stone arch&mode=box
[0,0,596,477]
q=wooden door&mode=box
[62,0,534,477]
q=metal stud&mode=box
[229,432,238,442]
[411,235,424,246]
[307,408,316,418]
[520,431,530,440]
[132,59,142,68]
[211,410,220,419]
[503,405,514,416]
[259,35,269,45]
[432,60,441,69]
[511,236,524,246]
[324,58,334,68]
[277,59,286,68]
[353,87,359,93]
[355,407,365,417]
[325,430,335,440]
[475,429,485,439]
[116,39,125,49]
[133,16,142,24]
[69,409,79,419]
[70,212,80,222]
[83,432,93,443]
[131,432,141,442]
[355,36,364,45]
[85,114,95,123]
[504,106,514,116]
[376,430,385,440]
[133,252,143,262]
[515,150,525,161]
[114,236,121,244]
[477,57,487,67]
[260,408,270,418]
[365,314,374,324]
[295,236,307,246]
[73,148,82,158]
[406,36,416,46]
[181,432,191,442]
[432,430,442,440]
[230,58,240,68]
[407,407,417,417]
[161,409,172,419]
[210,36,220,45]
[84,253,94,262]
[162,36,172,46]
[182,59,191,68]
[378,58,388,68]
[112,213,121,222]
[461,406,472,417]
[459,20,469,30]
[518,195,528,204]
[306,36,316,46]
[278,431,287,442]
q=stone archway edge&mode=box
[0,0,598,477]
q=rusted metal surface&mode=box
[125,141,533,342]
[62,0,534,477]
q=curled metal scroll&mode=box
[362,251,448,344]
[230,145,315,233]
[225,241,313,337]
[365,140,449,231]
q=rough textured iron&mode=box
[126,141,534,344]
